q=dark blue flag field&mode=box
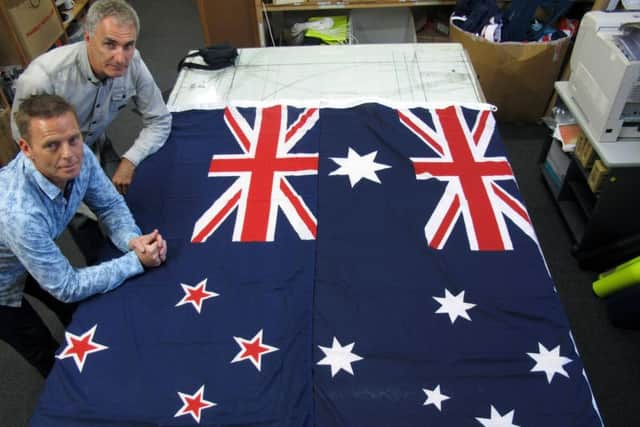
[30,104,602,426]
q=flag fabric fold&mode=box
[29,104,601,427]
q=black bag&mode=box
[177,44,238,71]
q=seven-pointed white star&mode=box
[422,385,450,411]
[475,405,520,427]
[175,278,219,314]
[433,289,476,323]
[317,337,363,377]
[527,342,572,383]
[329,147,391,187]
[174,384,217,424]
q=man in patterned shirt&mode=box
[0,94,167,377]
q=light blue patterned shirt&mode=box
[10,41,172,166]
[0,145,144,307]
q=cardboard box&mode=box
[1,0,64,64]
[576,136,596,169]
[588,159,609,193]
[0,108,18,167]
[574,131,586,158]
[450,21,570,123]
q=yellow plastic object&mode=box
[305,16,349,45]
[593,256,640,298]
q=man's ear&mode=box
[83,31,90,44]
[18,138,32,159]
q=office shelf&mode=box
[62,0,90,30]
[540,131,640,271]
[557,199,587,243]
[566,178,595,216]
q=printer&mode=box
[569,11,640,142]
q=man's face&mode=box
[85,16,137,79]
[19,112,84,190]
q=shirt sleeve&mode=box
[81,146,142,252]
[10,64,53,142]
[1,213,144,304]
[121,53,172,166]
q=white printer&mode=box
[569,11,640,142]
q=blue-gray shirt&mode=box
[0,145,144,307]
[10,41,172,166]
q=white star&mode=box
[317,337,363,377]
[175,278,219,314]
[527,343,572,383]
[433,289,476,323]
[422,385,450,411]
[475,405,520,427]
[329,147,390,187]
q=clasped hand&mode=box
[128,229,167,267]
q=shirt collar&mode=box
[23,155,65,201]
[79,41,102,85]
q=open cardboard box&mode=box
[0,0,65,65]
[450,21,570,123]
[0,108,18,167]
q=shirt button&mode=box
[96,104,101,108]
[88,132,93,136]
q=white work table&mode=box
[167,43,488,112]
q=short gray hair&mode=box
[15,94,78,143]
[84,0,140,36]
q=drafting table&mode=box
[167,43,488,111]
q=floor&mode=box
[2,1,640,426]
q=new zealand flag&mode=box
[30,104,602,426]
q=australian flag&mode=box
[29,104,602,426]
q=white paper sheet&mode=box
[167,44,491,112]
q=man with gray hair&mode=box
[11,0,171,195]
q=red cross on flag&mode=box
[398,106,535,251]
[192,105,319,243]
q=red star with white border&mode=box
[56,324,108,372]
[231,329,279,371]
[174,384,216,424]
[175,278,219,314]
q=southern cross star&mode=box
[56,324,108,372]
[174,384,216,424]
[176,278,219,314]
[475,405,520,427]
[422,385,450,411]
[433,288,476,324]
[231,329,279,371]
[527,342,572,383]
